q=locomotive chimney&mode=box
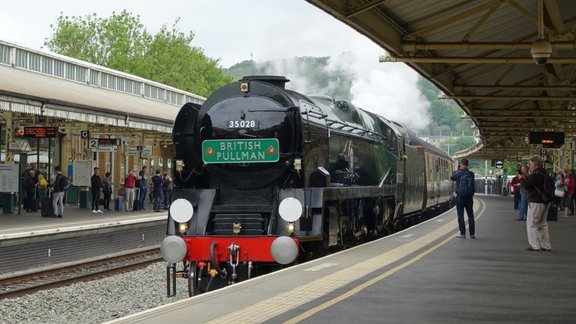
[241,75,290,89]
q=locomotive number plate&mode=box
[227,120,259,128]
[202,138,279,164]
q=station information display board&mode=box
[23,127,58,138]
[72,160,94,187]
[0,164,19,192]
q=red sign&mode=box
[23,127,58,138]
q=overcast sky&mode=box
[0,1,431,129]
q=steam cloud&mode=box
[261,50,431,131]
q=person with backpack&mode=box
[523,156,552,252]
[52,166,68,218]
[451,158,475,239]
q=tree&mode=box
[45,11,232,97]
[417,78,475,137]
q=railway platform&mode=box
[0,201,166,277]
[109,195,576,323]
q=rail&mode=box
[0,247,161,299]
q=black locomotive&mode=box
[161,76,454,296]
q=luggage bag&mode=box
[24,196,38,212]
[547,203,558,221]
[41,189,55,218]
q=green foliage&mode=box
[439,136,477,155]
[224,60,267,81]
[417,78,475,137]
[45,11,232,97]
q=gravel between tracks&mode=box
[0,262,189,324]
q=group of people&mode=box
[22,164,68,218]
[21,163,174,217]
[553,169,575,218]
[90,167,113,214]
[22,164,50,212]
[120,166,173,212]
[452,156,553,252]
[512,165,575,219]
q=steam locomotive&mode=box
[161,76,454,297]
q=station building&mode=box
[0,39,204,211]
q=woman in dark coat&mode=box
[23,170,37,212]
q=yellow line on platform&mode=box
[206,199,485,324]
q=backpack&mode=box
[536,173,556,204]
[457,170,476,198]
[56,175,71,191]
[61,176,71,190]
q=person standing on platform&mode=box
[451,158,476,239]
[523,156,552,251]
[152,169,164,212]
[517,166,528,221]
[91,167,103,214]
[124,170,137,211]
[23,170,38,212]
[561,169,575,218]
[162,172,173,209]
[52,166,66,218]
[139,166,149,211]
[510,170,522,210]
[103,171,113,211]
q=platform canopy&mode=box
[307,0,576,160]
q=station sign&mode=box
[127,145,142,156]
[141,145,153,158]
[8,139,31,152]
[89,138,120,152]
[529,131,564,148]
[202,138,279,164]
[97,138,120,146]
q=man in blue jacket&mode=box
[451,158,475,239]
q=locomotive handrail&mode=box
[301,109,328,119]
[326,119,385,142]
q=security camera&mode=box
[530,39,552,65]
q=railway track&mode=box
[0,248,162,299]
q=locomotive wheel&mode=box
[187,262,201,297]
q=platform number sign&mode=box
[89,139,98,151]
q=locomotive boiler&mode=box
[161,76,453,297]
